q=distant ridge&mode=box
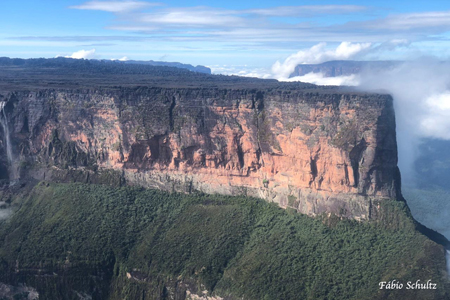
[0,57,211,74]
[0,56,317,90]
[123,59,211,74]
[290,60,403,78]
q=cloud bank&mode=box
[7,3,450,61]
[62,3,450,46]
[421,92,450,140]
[355,60,450,180]
[284,73,360,86]
[209,65,272,79]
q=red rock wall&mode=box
[2,88,400,219]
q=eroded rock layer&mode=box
[0,88,400,219]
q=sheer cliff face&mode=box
[0,88,400,219]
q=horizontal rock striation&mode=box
[0,87,400,219]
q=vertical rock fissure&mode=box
[236,135,245,170]
[253,92,265,167]
[349,138,367,188]
[169,96,176,132]
[309,157,318,187]
[344,163,350,185]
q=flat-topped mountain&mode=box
[0,58,449,300]
[122,59,211,74]
[0,58,400,220]
[290,60,403,78]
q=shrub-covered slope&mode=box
[0,182,448,300]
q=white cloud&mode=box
[17,5,450,50]
[66,3,379,42]
[111,56,129,61]
[246,5,367,17]
[72,3,369,17]
[64,49,97,59]
[139,9,244,26]
[210,65,272,78]
[421,92,450,139]
[353,60,450,181]
[70,1,158,13]
[271,42,372,79]
[282,72,360,86]
[365,11,450,30]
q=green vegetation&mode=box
[0,183,448,300]
[288,194,298,206]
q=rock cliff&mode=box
[0,87,400,219]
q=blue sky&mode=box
[2,0,450,70]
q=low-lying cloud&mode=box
[282,72,360,86]
[272,42,371,79]
[62,49,97,59]
[111,56,129,61]
[421,92,450,140]
[356,60,450,180]
[209,65,272,79]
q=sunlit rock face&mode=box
[1,88,400,219]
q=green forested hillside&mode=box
[0,182,448,300]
